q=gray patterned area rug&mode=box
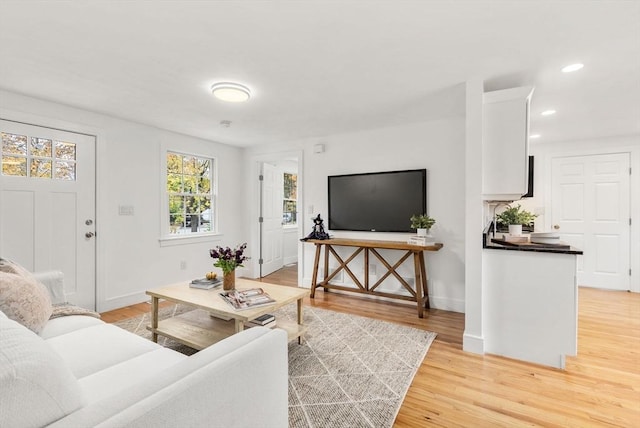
[113,304,436,428]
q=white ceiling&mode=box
[0,1,638,147]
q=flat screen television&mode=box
[522,156,534,198]
[328,169,427,232]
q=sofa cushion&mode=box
[0,310,85,428]
[0,258,53,334]
[46,323,164,379]
[39,314,105,340]
[79,348,187,404]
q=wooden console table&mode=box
[306,238,443,318]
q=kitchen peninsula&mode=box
[482,225,583,369]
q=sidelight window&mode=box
[283,172,297,226]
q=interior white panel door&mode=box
[260,162,284,277]
[0,120,96,309]
[551,153,630,290]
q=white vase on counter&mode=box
[508,224,523,236]
[417,228,429,237]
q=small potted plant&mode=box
[410,214,436,236]
[496,204,537,236]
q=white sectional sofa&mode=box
[0,270,288,428]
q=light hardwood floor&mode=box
[101,265,640,427]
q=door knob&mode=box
[553,224,560,230]
[85,232,95,238]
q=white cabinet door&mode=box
[482,86,534,201]
[0,120,96,309]
[551,153,630,290]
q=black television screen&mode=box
[522,156,534,198]
[328,169,427,232]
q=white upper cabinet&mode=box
[482,86,534,201]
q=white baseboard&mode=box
[463,333,485,354]
[302,277,465,313]
[429,296,465,313]
[283,256,298,265]
[99,291,148,313]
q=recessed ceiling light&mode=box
[529,134,541,139]
[211,82,251,102]
[541,110,556,116]
[562,63,584,73]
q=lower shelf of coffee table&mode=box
[147,309,306,350]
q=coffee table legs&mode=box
[235,318,245,333]
[151,296,159,343]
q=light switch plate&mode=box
[119,205,134,216]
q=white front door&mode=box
[551,153,630,290]
[260,162,284,277]
[0,120,96,309]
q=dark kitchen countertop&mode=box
[482,222,583,255]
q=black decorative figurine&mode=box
[301,214,330,240]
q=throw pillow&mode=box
[0,310,85,427]
[0,258,53,333]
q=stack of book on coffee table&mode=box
[189,278,222,289]
[248,313,276,329]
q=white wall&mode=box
[305,120,467,311]
[520,134,640,292]
[0,90,247,311]
[463,78,485,353]
[245,90,467,311]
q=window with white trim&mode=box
[283,172,297,226]
[166,151,214,235]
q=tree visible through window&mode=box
[167,152,214,234]
[283,172,297,226]
[1,132,76,180]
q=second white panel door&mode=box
[260,162,284,277]
[551,152,630,290]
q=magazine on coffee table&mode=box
[219,288,276,310]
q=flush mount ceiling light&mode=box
[562,63,584,73]
[541,110,557,116]
[210,82,251,102]
[529,134,541,139]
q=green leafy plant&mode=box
[410,214,436,230]
[496,204,537,226]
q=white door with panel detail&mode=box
[551,153,630,290]
[260,162,284,277]
[0,120,96,309]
